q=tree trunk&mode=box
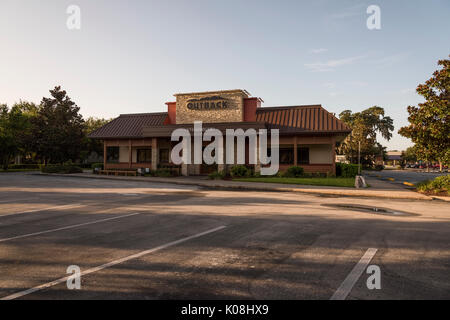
[439,160,442,172]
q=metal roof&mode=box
[88,112,168,139]
[89,105,351,139]
[256,105,351,133]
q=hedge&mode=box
[230,165,251,177]
[336,163,360,178]
[41,164,83,174]
[284,166,305,178]
[8,164,40,170]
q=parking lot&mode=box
[0,173,449,299]
[366,169,448,185]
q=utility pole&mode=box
[358,141,361,175]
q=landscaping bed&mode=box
[416,175,450,196]
[207,164,359,188]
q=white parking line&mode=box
[0,204,84,218]
[330,248,378,300]
[0,212,143,243]
[0,225,226,300]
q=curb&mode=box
[34,173,437,201]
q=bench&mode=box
[99,169,137,176]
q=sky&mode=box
[1,0,449,151]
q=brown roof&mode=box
[90,105,350,139]
[256,105,351,134]
[88,112,167,139]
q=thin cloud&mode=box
[310,48,328,54]
[370,52,410,67]
[304,55,365,72]
[346,81,368,87]
[330,3,366,19]
[323,82,336,89]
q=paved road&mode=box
[365,169,448,185]
[0,173,449,299]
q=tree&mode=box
[402,146,418,164]
[338,106,394,166]
[31,86,85,164]
[0,102,37,169]
[399,56,450,171]
[81,117,111,162]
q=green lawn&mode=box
[234,177,355,188]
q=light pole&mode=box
[358,141,361,175]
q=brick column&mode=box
[152,138,158,170]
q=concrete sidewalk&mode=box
[34,172,442,201]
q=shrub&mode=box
[208,170,226,180]
[336,163,360,178]
[154,168,174,177]
[284,166,305,178]
[230,165,250,178]
[41,164,83,174]
[374,164,384,171]
[416,175,450,195]
[7,164,40,170]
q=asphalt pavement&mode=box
[0,172,448,300]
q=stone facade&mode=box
[175,89,249,124]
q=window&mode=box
[137,148,152,163]
[279,148,294,165]
[159,148,169,163]
[106,147,119,163]
[298,147,309,164]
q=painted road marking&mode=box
[0,212,143,243]
[0,204,84,218]
[0,225,226,300]
[403,182,415,187]
[330,248,378,300]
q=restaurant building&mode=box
[89,89,351,175]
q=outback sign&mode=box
[187,96,231,110]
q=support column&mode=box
[152,138,158,170]
[293,136,298,166]
[332,137,336,175]
[128,140,132,169]
[103,141,107,169]
[254,137,260,173]
[218,141,227,173]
